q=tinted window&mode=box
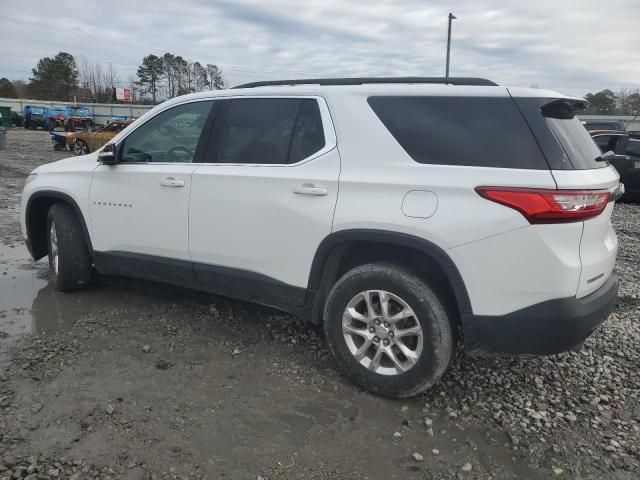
[217,99,296,164]
[546,117,606,169]
[368,96,547,169]
[593,135,611,151]
[289,99,325,163]
[626,138,640,157]
[122,101,213,163]
[593,134,622,153]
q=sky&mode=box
[0,0,639,97]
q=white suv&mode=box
[21,77,622,397]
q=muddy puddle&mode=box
[0,242,191,337]
[0,243,50,336]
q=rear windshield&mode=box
[546,117,606,169]
[367,96,548,169]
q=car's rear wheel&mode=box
[324,263,454,398]
[47,203,92,291]
[73,140,88,156]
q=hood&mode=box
[33,152,100,174]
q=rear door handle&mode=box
[160,177,185,188]
[293,184,328,196]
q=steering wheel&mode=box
[166,145,193,162]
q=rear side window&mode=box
[367,96,548,169]
[215,98,325,165]
[289,100,326,164]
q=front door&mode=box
[89,100,215,282]
[189,97,340,307]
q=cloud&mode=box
[0,0,638,96]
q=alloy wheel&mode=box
[342,290,423,375]
[74,141,88,155]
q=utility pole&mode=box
[445,13,457,81]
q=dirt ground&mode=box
[0,129,639,480]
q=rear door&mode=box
[188,96,339,308]
[511,94,620,298]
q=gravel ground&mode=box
[0,129,639,480]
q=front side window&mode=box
[121,101,213,163]
[215,98,325,165]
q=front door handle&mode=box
[293,184,328,196]
[160,177,185,188]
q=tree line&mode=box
[1,54,637,114]
[584,89,640,116]
[0,51,225,104]
[135,53,224,103]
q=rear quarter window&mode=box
[511,97,608,170]
[546,117,606,169]
[367,96,548,169]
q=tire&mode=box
[47,203,92,291]
[73,140,88,155]
[323,263,454,398]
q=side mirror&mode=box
[98,143,117,165]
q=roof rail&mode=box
[233,77,498,89]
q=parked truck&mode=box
[65,106,94,130]
[23,105,46,130]
[43,107,70,131]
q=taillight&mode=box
[475,187,611,224]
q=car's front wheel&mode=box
[47,203,92,291]
[324,263,454,398]
[73,140,88,155]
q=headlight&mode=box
[25,173,37,185]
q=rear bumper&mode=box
[462,272,618,356]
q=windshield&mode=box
[30,107,44,114]
[546,117,606,169]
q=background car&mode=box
[583,120,627,132]
[66,120,133,155]
[591,130,640,200]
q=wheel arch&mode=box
[307,229,472,325]
[25,190,93,261]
